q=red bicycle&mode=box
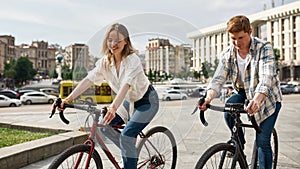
[48,98,177,169]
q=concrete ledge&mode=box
[0,131,88,169]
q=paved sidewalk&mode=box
[1,95,299,169]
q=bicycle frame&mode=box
[74,111,164,169]
[50,99,174,169]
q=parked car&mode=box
[187,87,206,97]
[165,86,188,94]
[0,89,20,99]
[162,90,188,101]
[39,88,59,97]
[280,84,295,94]
[20,91,56,105]
[294,85,300,94]
[18,89,37,96]
[0,95,22,107]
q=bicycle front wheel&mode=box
[195,143,247,169]
[137,126,177,169]
[48,144,103,169]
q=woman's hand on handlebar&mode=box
[102,104,116,125]
[51,98,71,113]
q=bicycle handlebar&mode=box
[49,98,107,124]
[195,97,262,133]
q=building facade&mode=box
[145,38,192,77]
[187,1,300,82]
[0,35,17,74]
[18,41,56,78]
[64,43,94,71]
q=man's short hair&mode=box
[226,15,251,33]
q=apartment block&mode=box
[188,1,300,82]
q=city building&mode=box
[64,43,94,71]
[145,38,192,77]
[0,35,17,74]
[18,41,57,78]
[187,1,300,82]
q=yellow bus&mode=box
[59,80,115,103]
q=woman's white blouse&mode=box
[87,53,150,109]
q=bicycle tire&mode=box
[137,126,177,169]
[195,143,247,169]
[253,128,279,169]
[272,129,278,169]
[48,144,103,169]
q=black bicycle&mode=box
[193,98,278,169]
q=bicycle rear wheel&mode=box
[195,143,247,169]
[272,129,278,169]
[48,144,103,169]
[137,126,177,169]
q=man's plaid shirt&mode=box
[207,37,282,124]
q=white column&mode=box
[284,18,290,61]
[273,21,279,49]
[160,47,163,72]
[296,16,300,62]
[195,38,200,71]
[145,49,150,73]
[266,21,272,42]
[165,46,169,74]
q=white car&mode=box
[39,88,59,97]
[20,91,57,105]
[0,95,22,107]
[162,90,188,101]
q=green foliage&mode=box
[3,57,36,85]
[273,48,281,72]
[73,67,87,81]
[49,69,58,79]
[3,59,17,78]
[0,128,53,148]
[15,57,36,83]
[176,66,192,79]
[201,62,209,79]
[62,65,73,80]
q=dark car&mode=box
[187,87,206,97]
[280,84,295,94]
[0,89,21,99]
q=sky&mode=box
[1,0,298,57]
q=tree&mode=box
[201,62,209,79]
[15,57,36,84]
[62,65,73,80]
[73,67,87,81]
[3,59,17,79]
[273,48,280,73]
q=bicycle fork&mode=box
[73,138,95,169]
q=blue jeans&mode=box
[257,102,281,169]
[100,85,159,169]
[224,89,281,169]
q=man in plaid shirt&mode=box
[199,15,282,169]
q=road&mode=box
[0,94,300,168]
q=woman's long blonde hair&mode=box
[101,23,136,64]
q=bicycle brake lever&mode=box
[50,98,61,118]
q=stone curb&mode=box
[0,124,88,169]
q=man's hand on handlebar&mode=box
[197,97,212,111]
